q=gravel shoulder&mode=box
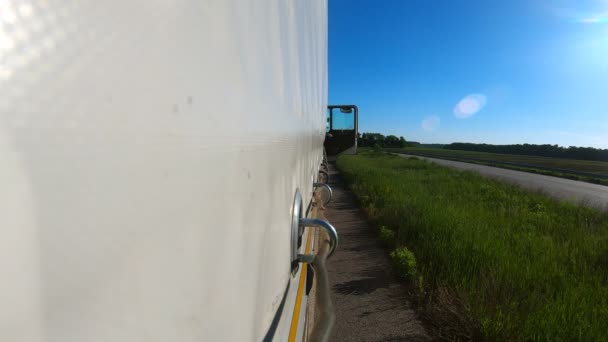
[325,163,430,342]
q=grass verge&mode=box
[337,151,608,340]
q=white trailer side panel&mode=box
[0,1,328,340]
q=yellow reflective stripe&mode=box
[288,228,314,342]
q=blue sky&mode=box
[328,0,608,148]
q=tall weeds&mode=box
[337,152,608,340]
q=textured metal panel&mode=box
[0,1,327,340]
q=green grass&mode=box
[337,151,608,340]
[385,147,608,186]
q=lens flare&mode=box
[454,93,486,118]
[421,116,440,131]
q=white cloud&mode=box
[549,1,608,24]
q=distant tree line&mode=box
[445,143,608,162]
[358,132,417,148]
[418,143,445,148]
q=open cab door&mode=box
[324,105,358,156]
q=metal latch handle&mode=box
[313,183,333,204]
[297,218,338,261]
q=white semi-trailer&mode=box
[0,1,359,341]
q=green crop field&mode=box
[337,151,608,340]
[384,147,608,186]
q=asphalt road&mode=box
[397,154,608,210]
